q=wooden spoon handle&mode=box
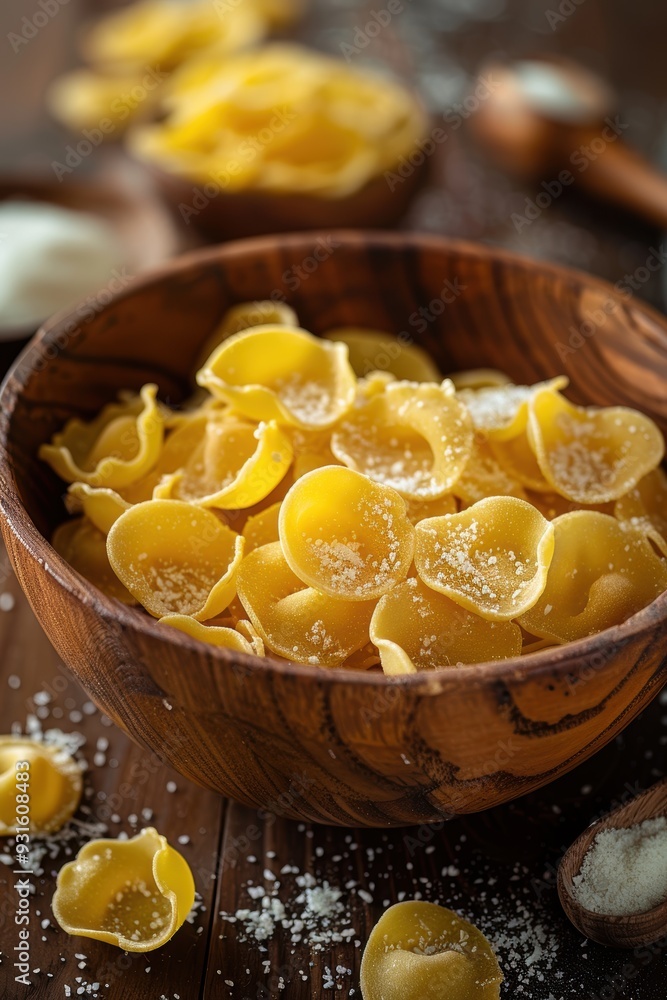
[575,136,667,230]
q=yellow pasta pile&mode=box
[128,44,428,197]
[48,0,304,134]
[39,306,667,674]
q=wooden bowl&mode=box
[558,777,667,947]
[148,156,427,242]
[1,231,666,827]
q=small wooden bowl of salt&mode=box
[558,777,667,948]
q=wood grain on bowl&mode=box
[1,232,666,826]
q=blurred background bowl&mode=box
[1,231,666,827]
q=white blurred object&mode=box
[0,199,124,336]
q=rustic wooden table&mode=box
[1,0,667,997]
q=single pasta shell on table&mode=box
[52,517,136,604]
[519,510,667,644]
[194,299,299,372]
[39,384,163,489]
[614,466,667,556]
[158,614,256,654]
[236,541,376,666]
[0,736,83,836]
[452,439,527,507]
[160,415,293,509]
[242,500,282,552]
[415,496,555,621]
[52,827,195,953]
[196,326,356,430]
[279,466,415,601]
[331,381,473,501]
[528,386,664,503]
[370,577,522,675]
[459,376,568,442]
[323,327,442,382]
[360,900,503,1000]
[106,500,244,620]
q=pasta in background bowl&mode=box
[1,232,666,826]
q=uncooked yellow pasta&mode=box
[279,466,415,601]
[197,326,356,430]
[360,900,503,1000]
[195,300,299,373]
[39,384,163,489]
[452,440,527,507]
[324,328,441,382]
[415,497,555,621]
[459,377,567,442]
[242,501,282,552]
[130,43,428,199]
[528,385,664,503]
[237,542,376,665]
[52,517,136,604]
[52,827,195,952]
[107,500,244,619]
[0,737,83,836]
[519,511,667,643]
[370,578,522,674]
[40,333,667,672]
[614,468,667,555]
[161,415,293,509]
[158,614,256,654]
[332,381,472,500]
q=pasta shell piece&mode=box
[66,483,131,535]
[357,370,397,399]
[360,901,503,1000]
[519,511,667,643]
[235,619,266,657]
[0,736,83,836]
[236,542,375,666]
[242,501,282,552]
[614,468,667,556]
[405,493,457,526]
[448,368,512,390]
[52,517,136,604]
[164,416,293,510]
[453,440,527,507]
[459,376,568,442]
[525,489,613,520]
[39,384,164,489]
[331,381,473,500]
[489,429,552,492]
[323,327,441,382]
[343,641,381,671]
[106,500,244,620]
[370,577,522,675]
[195,299,299,371]
[52,827,195,953]
[279,466,415,601]
[415,497,555,621]
[158,614,255,654]
[528,387,664,503]
[196,326,356,430]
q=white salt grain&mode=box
[572,816,667,915]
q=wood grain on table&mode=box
[0,530,665,999]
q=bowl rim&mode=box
[1,228,666,691]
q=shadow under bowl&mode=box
[1,231,666,827]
